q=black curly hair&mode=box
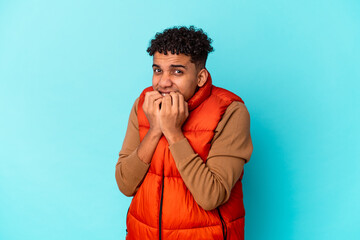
[146,26,214,70]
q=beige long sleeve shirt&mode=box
[115,98,253,210]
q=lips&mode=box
[158,91,171,96]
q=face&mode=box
[152,52,204,101]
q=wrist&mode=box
[148,127,163,139]
[164,130,185,145]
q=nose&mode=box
[158,72,172,88]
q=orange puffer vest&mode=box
[126,74,245,240]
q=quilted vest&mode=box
[126,73,246,240]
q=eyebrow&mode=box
[152,64,187,69]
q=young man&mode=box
[115,26,253,240]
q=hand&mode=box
[160,92,189,144]
[142,91,163,136]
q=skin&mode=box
[136,51,209,164]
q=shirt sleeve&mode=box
[169,101,253,210]
[115,98,150,197]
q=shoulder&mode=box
[132,97,140,115]
[225,101,249,116]
[211,100,253,162]
[216,101,250,132]
[128,97,140,119]
[225,101,250,123]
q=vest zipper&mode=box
[126,207,129,236]
[217,208,227,240]
[159,174,165,240]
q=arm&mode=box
[169,101,253,210]
[115,94,163,196]
[115,92,164,196]
[115,98,149,196]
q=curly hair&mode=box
[146,26,214,70]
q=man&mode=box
[115,26,253,240]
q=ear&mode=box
[197,68,209,87]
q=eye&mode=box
[153,68,162,73]
[174,70,183,74]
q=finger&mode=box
[144,92,151,109]
[162,95,171,113]
[146,92,162,112]
[146,91,159,97]
[153,91,163,99]
[184,101,189,117]
[148,91,163,102]
[154,98,162,112]
[170,92,179,110]
[145,91,158,103]
[149,90,162,96]
[178,94,185,113]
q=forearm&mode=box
[115,149,150,196]
[169,138,245,211]
[115,97,159,196]
[115,130,161,196]
[169,101,252,210]
[137,129,162,164]
[116,128,162,196]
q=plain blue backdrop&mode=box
[1,0,359,239]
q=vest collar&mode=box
[187,71,212,111]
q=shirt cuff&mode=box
[169,138,196,163]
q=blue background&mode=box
[1,0,359,239]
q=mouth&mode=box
[158,91,171,96]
